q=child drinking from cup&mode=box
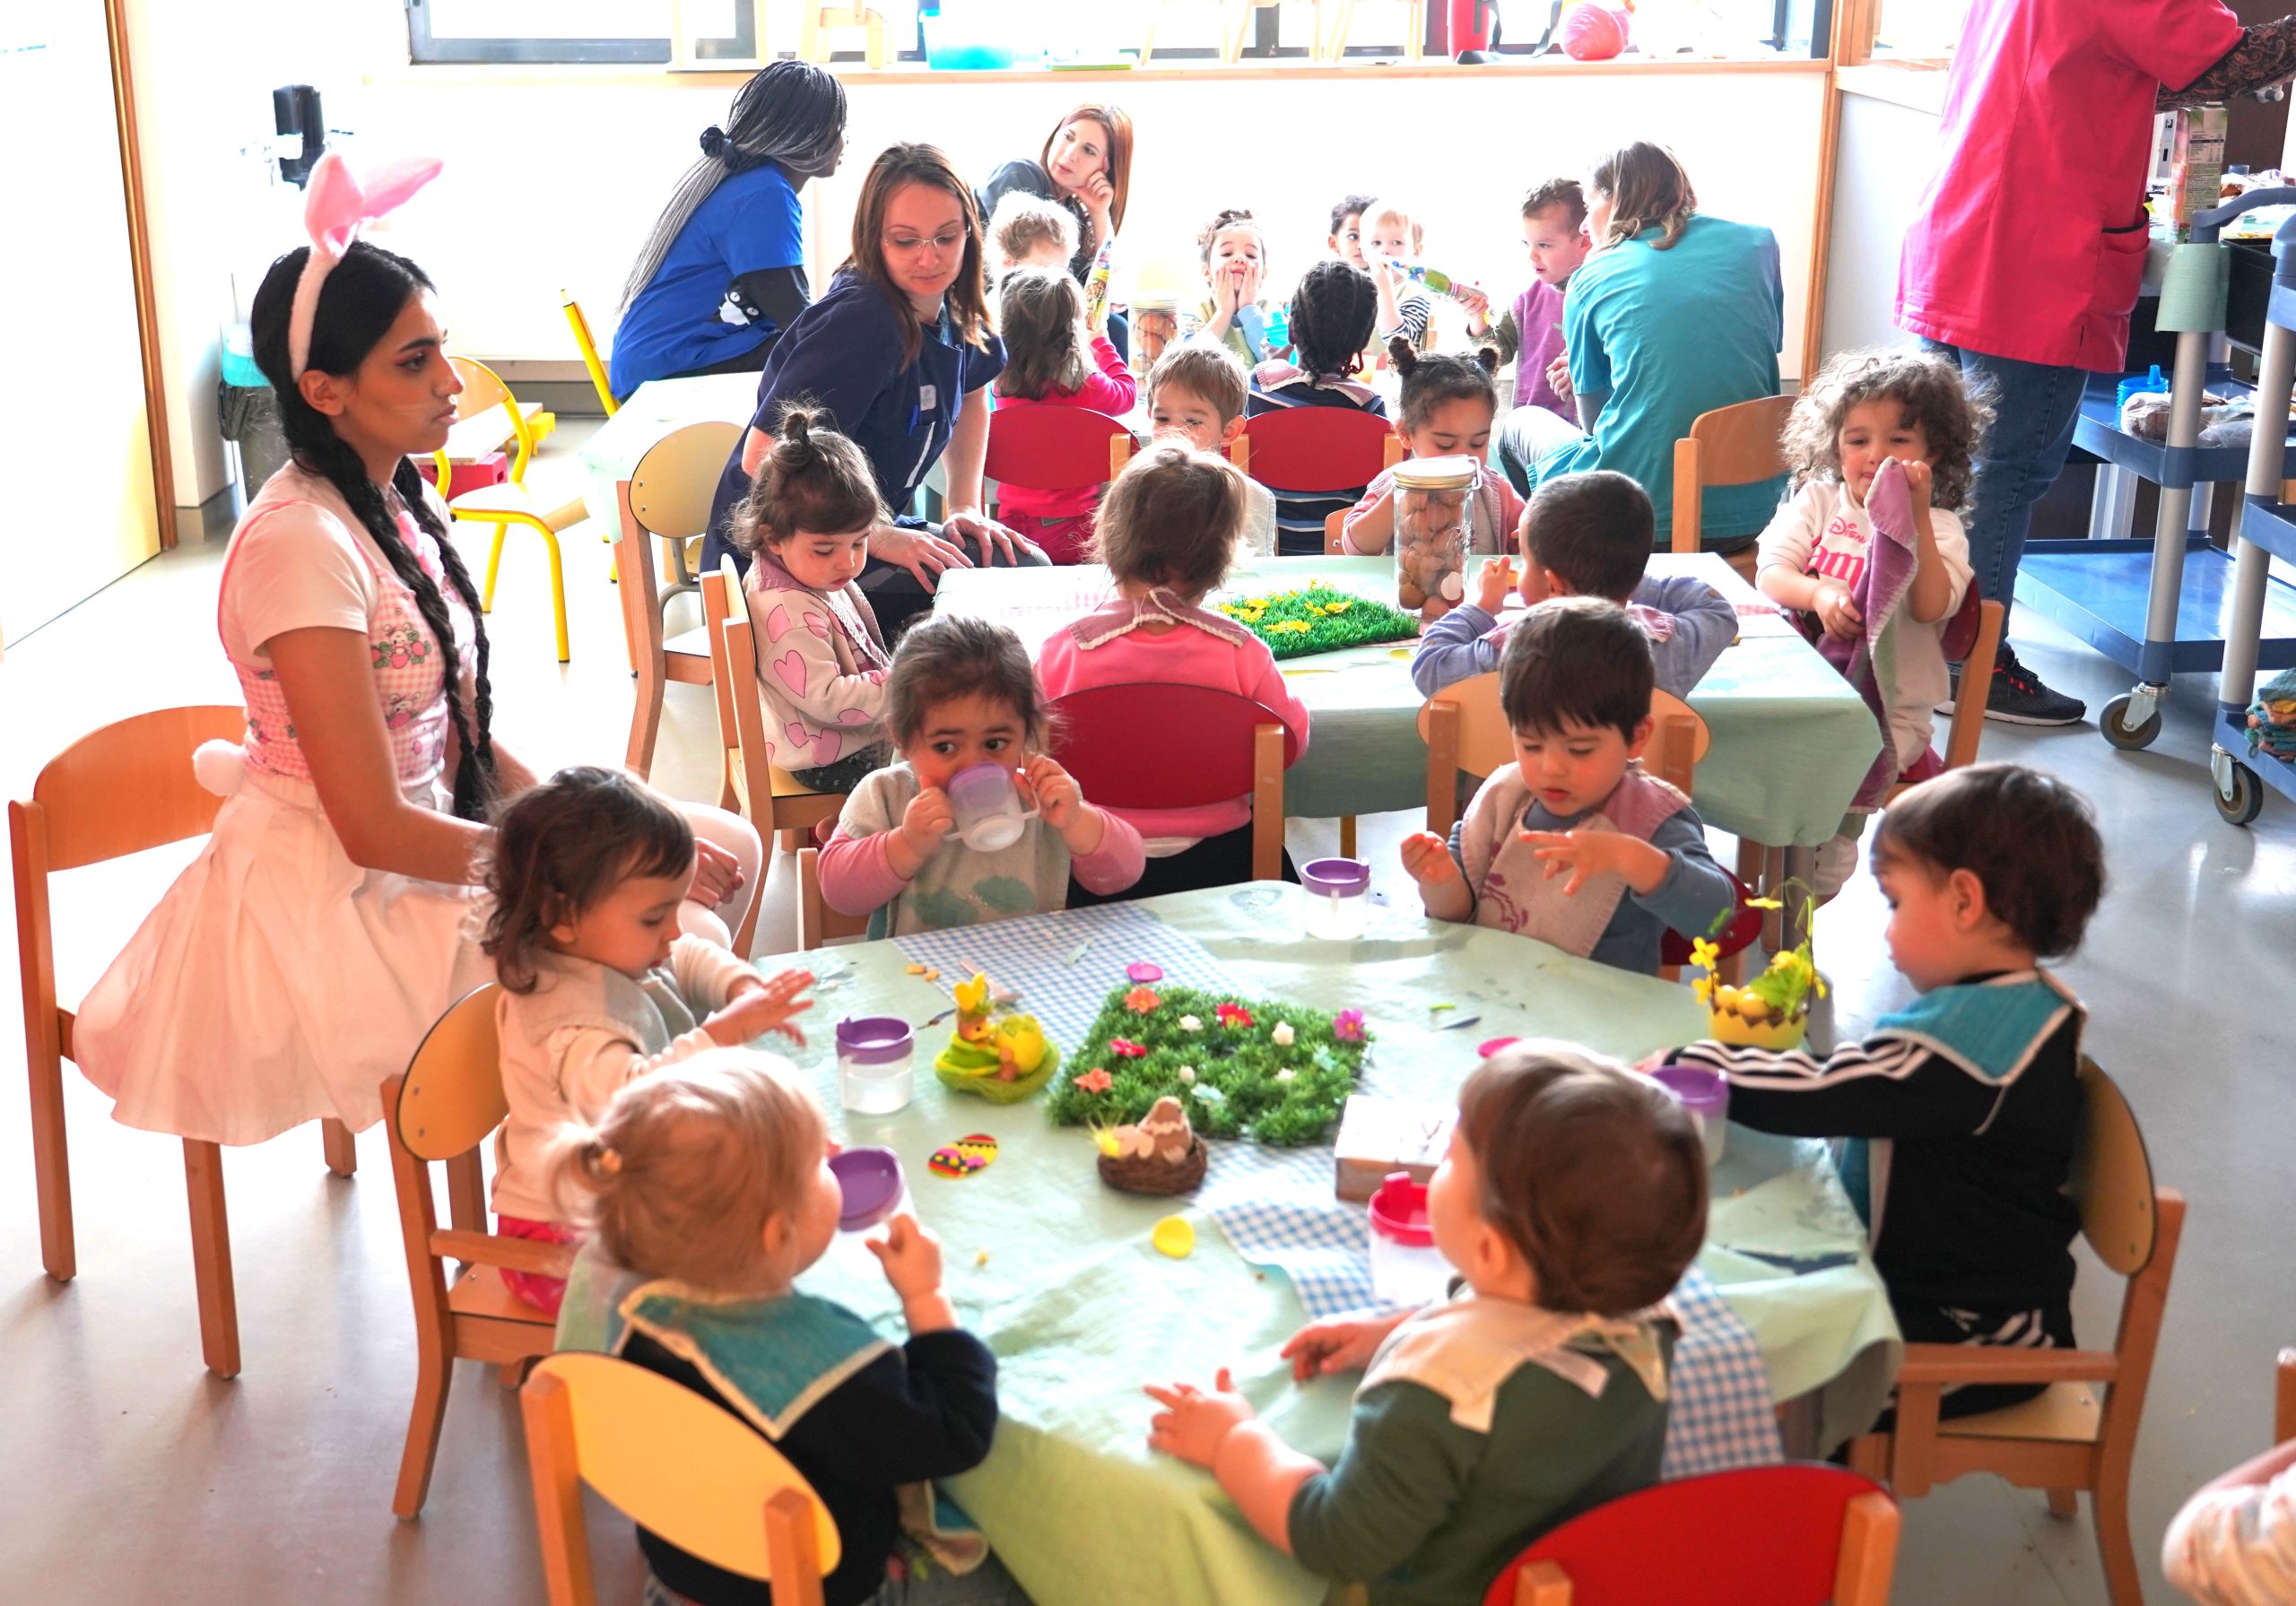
[1339,341,1525,557]
[1144,1041,1704,1606]
[1146,340,1278,556]
[1248,260,1387,553]
[1759,348,1987,896]
[548,1052,1031,1606]
[1400,597,1734,977]
[1179,208,1274,365]
[817,613,1144,936]
[1037,443,1310,900]
[479,768,813,1315]
[991,265,1138,565]
[729,404,897,794]
[1666,764,2105,1419]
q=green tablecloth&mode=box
[934,555,1880,849]
[770,888,1897,1606]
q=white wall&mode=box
[128,4,1829,508]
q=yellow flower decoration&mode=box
[1324,600,1352,613]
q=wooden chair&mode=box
[1846,1060,2186,1606]
[1322,508,1349,554]
[1144,0,1329,65]
[1048,682,1297,881]
[523,1351,840,1606]
[561,290,618,418]
[435,355,577,663]
[2276,1348,2296,1445]
[11,706,356,1378]
[796,847,872,951]
[706,558,853,907]
[1417,671,1509,839]
[381,983,570,1518]
[1319,0,1426,59]
[1887,596,2002,803]
[1482,1463,1899,1605]
[616,420,744,780]
[1670,395,1794,584]
[984,407,1136,524]
[797,0,888,67]
[1230,409,1405,499]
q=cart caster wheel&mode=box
[2216,761,2264,827]
[2100,694,2162,751]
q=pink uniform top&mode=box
[1897,0,2241,372]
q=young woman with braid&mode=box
[75,204,761,1146]
[1247,259,1387,553]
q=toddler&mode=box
[987,191,1078,277]
[1339,340,1526,557]
[479,768,812,1315]
[549,1052,1029,1606]
[1248,259,1388,553]
[1038,443,1310,900]
[1484,179,1592,422]
[1179,208,1274,365]
[818,613,1144,935]
[1669,764,2104,1419]
[1413,470,1734,699]
[1400,597,1734,976]
[1145,1041,1704,1606]
[1145,340,1278,556]
[1759,348,1986,896]
[1356,197,1437,354]
[991,265,1138,565]
[1326,192,1376,272]
[730,404,895,794]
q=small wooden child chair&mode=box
[523,1351,841,1606]
[615,421,743,781]
[797,0,889,67]
[796,847,872,951]
[1670,395,1794,585]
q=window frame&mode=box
[403,0,762,65]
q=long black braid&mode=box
[250,240,499,820]
[1288,259,1379,383]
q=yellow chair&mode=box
[614,421,745,783]
[1670,395,1795,584]
[523,1351,840,1606]
[797,847,872,951]
[380,983,569,1518]
[434,355,578,663]
[706,557,853,898]
[798,0,889,67]
[561,290,619,418]
[1847,1060,2186,1606]
[10,706,356,1378]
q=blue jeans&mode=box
[1918,341,2088,636]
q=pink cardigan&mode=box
[993,332,1138,522]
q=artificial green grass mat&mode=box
[1212,580,1422,661]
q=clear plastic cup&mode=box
[1652,1064,1729,1164]
[943,761,1039,853]
[1300,857,1372,941]
[838,1016,915,1116]
[1368,1172,1454,1307]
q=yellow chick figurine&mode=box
[992,1016,1051,1082]
[933,973,1060,1104]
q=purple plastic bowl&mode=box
[1651,1064,1729,1119]
[830,1147,904,1232]
[836,1016,913,1066]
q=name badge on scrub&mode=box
[917,385,937,415]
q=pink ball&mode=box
[1560,3,1631,60]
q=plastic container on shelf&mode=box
[837,1017,915,1115]
[1391,455,1480,622]
[1368,1172,1453,1307]
[1300,856,1372,941]
[1651,1064,1730,1164]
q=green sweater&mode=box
[1287,1332,1674,1606]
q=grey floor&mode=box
[3,432,2291,1603]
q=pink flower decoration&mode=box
[1075,1067,1113,1094]
[1214,1003,1254,1029]
[1126,961,1164,984]
[1109,1038,1148,1058]
[1123,986,1161,1013]
[1332,1010,1367,1043]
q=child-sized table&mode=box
[574,370,760,530]
[773,888,1900,1606]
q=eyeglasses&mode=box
[883,230,968,257]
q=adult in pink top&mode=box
[1896,0,2295,726]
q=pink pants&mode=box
[496,1214,581,1315]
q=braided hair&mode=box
[1287,259,1378,382]
[249,240,499,820]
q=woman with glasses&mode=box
[702,143,1046,637]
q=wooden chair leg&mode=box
[2046,1488,2079,1518]
[392,1313,454,1518]
[446,1149,487,1239]
[321,1116,357,1177]
[627,655,666,777]
[2093,1476,2144,1606]
[522,1371,599,1602]
[183,1140,240,1379]
[1833,1490,1900,1606]
[1844,1433,1891,1479]
[1338,815,1357,860]
[29,1043,75,1281]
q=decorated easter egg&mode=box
[1560,3,1631,59]
[928,1133,1000,1177]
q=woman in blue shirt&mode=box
[1492,143,1785,553]
[609,62,848,397]
[702,143,1043,637]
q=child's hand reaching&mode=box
[706,967,814,1047]
[1401,832,1457,886]
[1812,579,1863,640]
[899,786,955,858]
[1144,1368,1257,1470]
[1518,829,1667,897]
[867,1211,958,1335]
[1281,1311,1410,1381]
[1474,557,1515,613]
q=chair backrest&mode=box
[1417,671,1513,837]
[1670,395,1795,554]
[450,355,535,485]
[2070,1057,2157,1277]
[561,290,619,417]
[523,1352,839,1606]
[985,407,1136,495]
[396,983,508,1163]
[1646,689,1710,794]
[1937,597,2002,773]
[1324,508,1348,553]
[631,419,745,540]
[20,705,247,873]
[1483,1464,1900,1606]
[797,846,871,950]
[710,557,779,822]
[1230,408,1404,494]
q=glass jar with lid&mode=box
[1390,455,1479,622]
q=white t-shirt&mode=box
[221,464,456,667]
[1756,478,1972,768]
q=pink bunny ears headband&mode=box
[287,153,445,380]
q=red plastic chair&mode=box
[1046,683,1300,882]
[1482,1464,1900,1606]
[984,407,1137,504]
[1657,871,1763,975]
[1228,408,1405,494]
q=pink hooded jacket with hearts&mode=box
[741,553,891,771]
